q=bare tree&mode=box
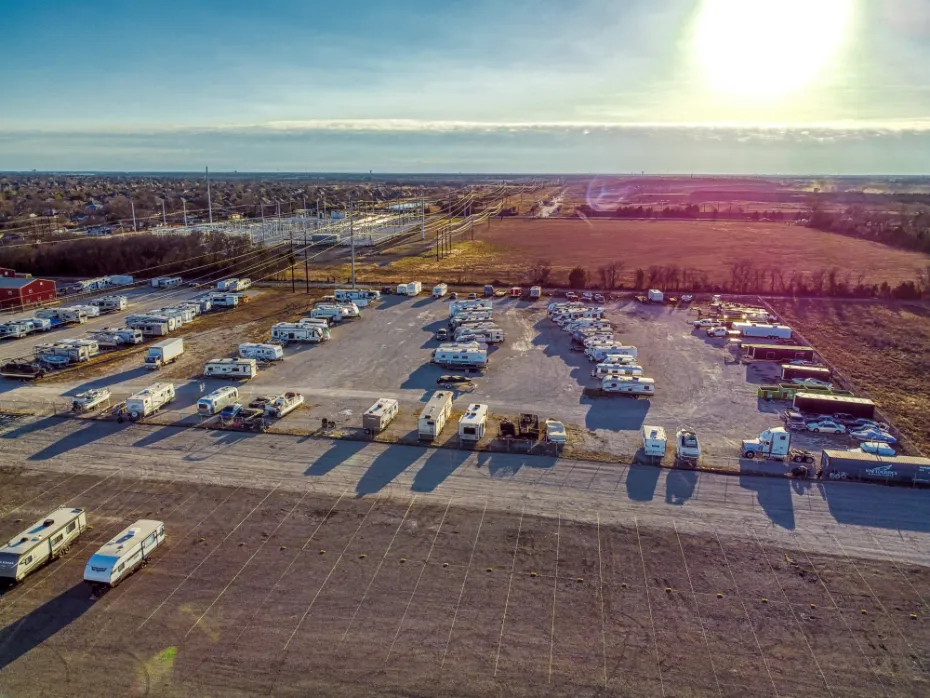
[598,260,626,289]
[528,260,552,285]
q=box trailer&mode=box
[197,386,240,416]
[733,322,793,340]
[271,322,329,343]
[239,343,284,361]
[781,364,832,382]
[647,289,664,302]
[362,398,399,433]
[126,383,176,420]
[0,508,88,583]
[530,286,542,299]
[793,392,875,420]
[145,337,184,369]
[203,358,258,380]
[820,450,930,485]
[641,425,667,458]
[418,391,454,440]
[432,283,448,298]
[458,403,488,442]
[84,519,166,591]
[742,343,815,362]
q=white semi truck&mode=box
[741,427,815,463]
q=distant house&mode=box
[0,276,57,310]
[86,201,103,212]
[0,267,16,278]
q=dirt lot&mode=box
[769,299,930,455]
[0,468,928,697]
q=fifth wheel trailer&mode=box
[793,392,876,420]
[84,519,166,591]
[0,508,88,583]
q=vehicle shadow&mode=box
[355,444,423,497]
[133,424,185,449]
[626,463,661,502]
[583,396,650,432]
[305,439,369,478]
[411,448,470,493]
[475,450,557,479]
[0,583,94,672]
[401,362,459,391]
[665,467,697,505]
[0,415,65,440]
[739,462,796,530]
[822,482,930,532]
[63,366,150,396]
[411,297,434,309]
[27,419,113,461]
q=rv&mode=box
[57,308,88,324]
[432,283,449,298]
[71,304,101,318]
[271,322,329,343]
[641,425,667,458]
[90,295,128,312]
[310,305,345,323]
[151,276,182,289]
[530,286,542,299]
[0,508,88,583]
[362,398,399,433]
[732,322,792,340]
[155,306,196,324]
[647,289,664,303]
[432,342,488,369]
[0,323,27,339]
[449,311,494,328]
[56,338,101,357]
[598,354,639,366]
[84,520,166,591]
[449,299,492,317]
[602,376,655,397]
[209,293,240,308]
[239,343,284,361]
[334,288,380,306]
[264,392,304,418]
[509,287,522,298]
[297,317,331,329]
[204,358,258,380]
[592,363,643,378]
[35,343,91,363]
[125,383,176,420]
[216,278,238,291]
[454,326,505,344]
[586,345,638,362]
[128,320,170,337]
[458,403,488,442]
[418,391,454,440]
[397,281,423,296]
[197,385,240,416]
[127,314,181,332]
[145,337,184,369]
[34,308,59,321]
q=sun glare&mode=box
[692,0,853,98]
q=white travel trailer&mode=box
[454,325,505,344]
[449,299,492,317]
[90,295,128,312]
[592,363,643,378]
[84,519,166,591]
[271,322,329,343]
[432,283,448,298]
[458,403,488,442]
[129,320,170,337]
[239,343,284,361]
[310,305,345,323]
[125,383,176,420]
[334,301,361,319]
[127,314,181,332]
[432,342,488,368]
[602,376,655,397]
[362,398,399,432]
[297,317,331,329]
[209,293,240,308]
[0,508,88,583]
[57,308,88,324]
[156,306,196,324]
[72,304,101,318]
[418,391,454,440]
[397,281,423,296]
[151,276,182,289]
[334,288,380,307]
[56,338,101,357]
[598,354,639,366]
[586,345,638,362]
[641,425,667,458]
[449,311,493,327]
[197,385,240,416]
[203,358,258,380]
[0,323,27,339]
[732,322,793,340]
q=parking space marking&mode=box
[672,520,721,696]
[281,492,385,651]
[387,497,453,663]
[866,531,930,612]
[596,512,607,689]
[548,513,560,684]
[711,527,779,697]
[634,516,666,697]
[491,505,524,676]
[748,528,834,697]
[0,465,94,518]
[340,495,418,646]
[184,488,312,639]
[440,497,488,671]
[137,485,277,630]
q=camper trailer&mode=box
[586,344,638,362]
[0,323,27,339]
[310,305,345,323]
[458,403,488,442]
[362,398,399,433]
[239,343,284,361]
[197,386,240,416]
[0,508,88,583]
[641,425,667,458]
[125,383,176,420]
[647,289,664,303]
[84,520,166,591]
[602,375,655,397]
[449,311,494,328]
[151,276,182,289]
[432,283,449,298]
[432,342,488,369]
[90,295,128,312]
[271,322,329,343]
[208,293,240,308]
[449,298,492,317]
[334,288,380,307]
[56,338,101,358]
[418,391,454,440]
[592,363,643,378]
[72,304,101,318]
[203,358,258,380]
[397,281,422,296]
[128,320,170,337]
[454,326,505,344]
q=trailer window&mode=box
[52,534,63,545]
[118,562,125,572]
[66,521,76,533]
[23,555,33,565]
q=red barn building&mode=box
[0,267,16,278]
[0,277,57,310]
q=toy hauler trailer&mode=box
[125,383,176,420]
[793,392,876,420]
[0,508,87,583]
[84,519,166,592]
[363,398,399,433]
[820,450,930,485]
[418,391,453,440]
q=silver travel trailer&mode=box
[363,398,399,433]
[418,391,454,440]
[125,383,176,420]
[239,343,284,361]
[0,508,87,583]
[84,520,166,592]
[203,358,258,379]
[197,385,240,416]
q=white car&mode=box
[681,294,694,302]
[859,441,895,456]
[806,419,846,434]
[706,327,727,337]
[693,318,718,328]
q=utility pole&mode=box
[289,229,295,293]
[260,204,265,244]
[350,200,356,288]
[304,228,310,294]
[161,199,167,227]
[182,199,188,226]
[206,166,213,225]
[131,200,137,232]
[420,187,425,241]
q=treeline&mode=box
[804,204,930,255]
[574,204,788,220]
[0,231,284,280]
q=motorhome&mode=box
[197,386,240,416]
[591,363,644,378]
[362,398,399,433]
[601,376,655,397]
[84,520,166,591]
[125,383,176,420]
[0,508,88,583]
[458,403,488,442]
[431,342,488,369]
[90,295,128,312]
[11,318,51,333]
[418,391,454,440]
[203,358,258,380]
[239,343,284,361]
[334,288,380,307]
[641,425,667,458]
[264,392,304,418]
[432,283,449,298]
[271,322,329,343]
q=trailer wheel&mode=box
[805,456,814,464]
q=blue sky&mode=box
[3,0,930,173]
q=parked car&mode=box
[219,403,244,420]
[706,327,728,337]
[693,318,719,328]
[847,417,890,431]
[380,286,394,295]
[831,412,857,425]
[806,418,846,434]
[593,293,605,303]
[681,294,694,302]
[435,328,449,341]
[859,441,896,456]
[565,292,578,301]
[449,292,458,300]
[581,291,594,301]
[782,409,807,430]
[849,427,897,444]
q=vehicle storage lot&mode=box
[1,465,929,697]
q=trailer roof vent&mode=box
[43,519,55,527]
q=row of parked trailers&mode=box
[0,507,166,593]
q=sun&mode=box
[692,0,853,98]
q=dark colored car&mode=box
[435,328,449,341]
[219,403,243,420]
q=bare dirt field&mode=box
[1,468,929,697]
[769,299,930,455]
